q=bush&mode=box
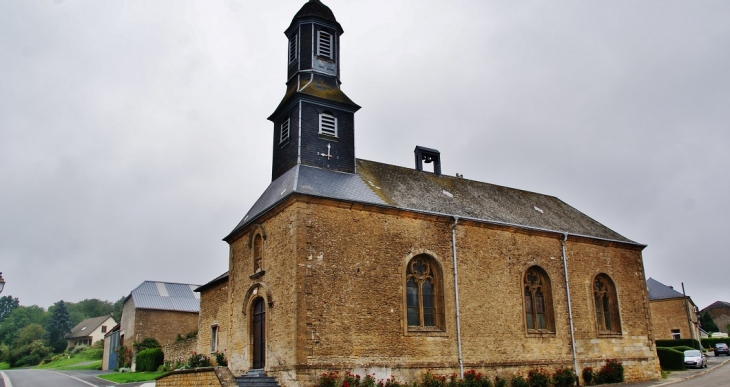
[83,348,104,359]
[670,346,695,352]
[69,345,89,356]
[509,375,528,387]
[15,354,41,367]
[213,351,227,366]
[527,369,549,387]
[701,337,730,349]
[136,348,164,372]
[656,339,701,350]
[595,359,624,384]
[187,352,211,368]
[656,347,686,371]
[134,338,161,352]
[581,367,594,386]
[552,367,576,387]
[494,377,507,387]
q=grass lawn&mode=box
[98,371,165,383]
[0,362,10,370]
[37,348,103,370]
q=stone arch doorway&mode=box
[251,297,266,369]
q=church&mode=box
[195,1,661,385]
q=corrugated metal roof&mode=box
[130,281,201,313]
[227,159,638,245]
[647,278,685,300]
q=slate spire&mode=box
[268,0,360,181]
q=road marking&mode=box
[46,370,98,387]
[1,371,13,387]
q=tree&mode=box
[0,305,48,346]
[112,296,126,322]
[45,300,71,353]
[0,296,20,322]
[16,324,44,346]
[701,311,719,332]
[66,298,116,327]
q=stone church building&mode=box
[195,1,660,385]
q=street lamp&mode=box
[0,272,5,294]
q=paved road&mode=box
[619,353,730,387]
[0,369,153,387]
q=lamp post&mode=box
[0,272,5,294]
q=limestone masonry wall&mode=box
[223,198,660,387]
[649,298,694,340]
[164,337,197,364]
[198,280,230,357]
[135,309,199,347]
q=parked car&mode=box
[684,350,707,368]
[714,343,729,356]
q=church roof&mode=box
[288,0,341,32]
[226,159,639,246]
[269,76,360,121]
[647,278,685,301]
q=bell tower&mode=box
[268,0,360,181]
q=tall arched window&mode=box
[523,266,555,332]
[594,274,621,334]
[406,255,443,330]
[253,234,263,273]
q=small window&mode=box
[288,34,297,63]
[319,112,337,137]
[210,325,219,352]
[101,326,107,333]
[594,273,622,335]
[671,329,681,339]
[253,234,263,273]
[280,118,290,143]
[317,30,332,59]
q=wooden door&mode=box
[252,298,266,369]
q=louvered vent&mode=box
[319,112,337,136]
[280,118,290,143]
[288,35,297,63]
[317,30,332,58]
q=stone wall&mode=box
[705,306,730,334]
[649,298,696,340]
[221,197,660,386]
[164,337,197,364]
[156,366,238,387]
[135,309,199,347]
[198,279,230,357]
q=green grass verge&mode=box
[0,362,10,370]
[37,348,103,370]
[97,371,165,383]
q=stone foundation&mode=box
[156,367,238,387]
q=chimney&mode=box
[414,146,441,176]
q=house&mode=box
[195,1,660,385]
[701,301,730,334]
[101,323,121,370]
[65,315,116,348]
[115,280,201,370]
[646,278,700,341]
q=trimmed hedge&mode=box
[657,347,686,371]
[701,337,730,349]
[671,346,695,352]
[135,348,164,372]
[656,339,702,349]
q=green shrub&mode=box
[656,339,701,350]
[581,367,595,386]
[213,351,227,366]
[595,359,624,384]
[69,345,89,356]
[701,337,730,349]
[526,369,549,387]
[656,347,686,371]
[552,367,576,387]
[494,377,507,387]
[509,375,528,387]
[135,348,164,372]
[133,338,161,352]
[187,352,211,368]
[670,346,695,352]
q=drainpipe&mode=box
[561,233,579,375]
[451,216,464,378]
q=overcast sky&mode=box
[1,1,729,313]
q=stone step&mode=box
[235,372,281,387]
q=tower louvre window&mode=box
[280,118,290,143]
[317,30,332,59]
[288,35,297,63]
[319,112,337,137]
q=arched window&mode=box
[253,234,263,273]
[593,274,621,334]
[523,266,555,332]
[406,255,443,330]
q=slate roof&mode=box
[195,272,229,293]
[127,281,201,313]
[226,159,638,246]
[703,301,730,311]
[647,278,685,301]
[65,315,113,339]
[288,0,341,32]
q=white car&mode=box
[684,349,707,369]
